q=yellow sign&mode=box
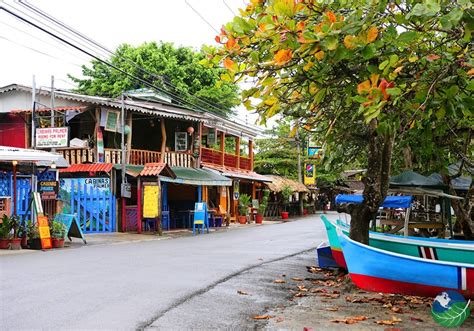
[303,163,316,185]
[37,215,52,249]
[143,184,160,218]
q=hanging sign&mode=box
[304,163,316,185]
[35,127,69,148]
[308,146,321,158]
[37,180,58,200]
[37,215,52,249]
[143,183,160,218]
[104,110,120,132]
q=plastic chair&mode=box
[193,202,209,235]
[161,206,170,231]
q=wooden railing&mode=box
[58,148,195,168]
[201,147,252,171]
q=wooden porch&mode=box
[58,148,195,167]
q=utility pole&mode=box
[120,93,130,198]
[296,123,304,216]
[50,75,55,152]
[31,75,36,149]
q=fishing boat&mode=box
[321,215,474,269]
[338,231,474,298]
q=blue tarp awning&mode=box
[335,194,413,208]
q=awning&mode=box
[202,163,272,183]
[160,167,231,186]
[335,194,413,208]
[140,163,176,178]
[60,163,113,173]
[113,164,144,177]
[0,146,68,167]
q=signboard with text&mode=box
[143,183,160,218]
[35,127,69,148]
[38,180,59,200]
[37,215,52,249]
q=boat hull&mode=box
[320,215,474,267]
[338,232,474,298]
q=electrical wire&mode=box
[184,0,220,34]
[18,0,232,116]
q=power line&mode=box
[184,0,220,34]
[16,0,232,115]
[222,0,237,16]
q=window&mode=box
[175,132,187,151]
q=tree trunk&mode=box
[349,120,394,244]
[443,175,473,240]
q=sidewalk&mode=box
[0,218,288,256]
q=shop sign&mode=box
[35,127,69,148]
[304,163,316,185]
[37,215,52,249]
[38,180,58,200]
[143,183,160,218]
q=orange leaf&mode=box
[343,35,357,49]
[225,37,236,50]
[357,80,371,94]
[394,66,403,74]
[274,49,293,65]
[366,26,378,43]
[370,74,380,88]
[253,315,272,320]
[237,290,249,295]
[326,11,337,23]
[215,35,221,43]
[223,58,235,70]
[315,51,325,61]
[426,54,440,61]
[274,279,286,284]
[296,21,305,31]
[467,68,474,76]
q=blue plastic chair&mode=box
[193,202,209,235]
[161,205,170,231]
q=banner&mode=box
[304,163,316,185]
[37,215,52,249]
[143,183,160,218]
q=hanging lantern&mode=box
[187,126,194,135]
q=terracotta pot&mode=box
[52,238,65,248]
[303,209,308,215]
[21,236,28,249]
[238,216,247,224]
[9,238,22,250]
[281,211,289,220]
[0,239,10,249]
[255,214,264,224]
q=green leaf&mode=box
[323,36,339,51]
[435,107,446,120]
[389,54,399,66]
[314,88,327,104]
[398,31,417,43]
[362,44,376,59]
[386,87,401,96]
[408,1,440,19]
[379,60,389,70]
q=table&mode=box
[177,210,194,228]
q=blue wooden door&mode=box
[69,179,116,233]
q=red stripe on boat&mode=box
[350,274,473,299]
[330,249,347,269]
[467,268,474,291]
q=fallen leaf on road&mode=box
[253,315,272,320]
[391,307,403,314]
[276,317,284,323]
[331,316,367,324]
[375,316,402,325]
[297,285,308,291]
[303,327,313,331]
[410,317,423,322]
[326,307,339,311]
[291,277,303,281]
[274,279,286,284]
[237,290,249,295]
[294,292,307,298]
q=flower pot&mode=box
[9,238,22,250]
[255,214,264,224]
[238,216,247,224]
[281,211,289,220]
[21,236,28,249]
[0,239,10,249]
[52,238,65,248]
[303,209,308,215]
[28,238,42,250]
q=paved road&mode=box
[0,214,329,330]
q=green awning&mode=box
[113,164,144,177]
[160,167,232,186]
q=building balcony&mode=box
[58,147,195,168]
[201,147,251,171]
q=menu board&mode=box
[143,183,160,218]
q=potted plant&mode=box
[256,190,269,224]
[238,194,251,224]
[0,215,11,249]
[8,215,21,250]
[26,220,41,250]
[281,185,292,220]
[50,220,67,248]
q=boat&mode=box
[321,215,474,269]
[337,230,474,298]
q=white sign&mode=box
[35,127,69,148]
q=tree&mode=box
[208,0,473,243]
[69,42,240,116]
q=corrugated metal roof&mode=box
[160,167,231,186]
[202,163,272,183]
[11,106,86,113]
[59,163,114,173]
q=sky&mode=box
[0,0,267,126]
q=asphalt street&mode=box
[0,214,329,330]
